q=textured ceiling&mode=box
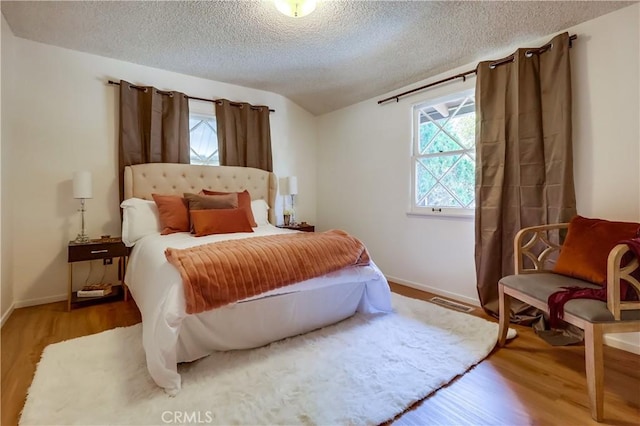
[1,1,633,115]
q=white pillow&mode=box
[251,199,270,226]
[120,198,161,247]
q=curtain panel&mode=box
[216,99,273,172]
[118,80,190,201]
[474,32,577,318]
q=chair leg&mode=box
[584,323,604,422]
[497,283,511,347]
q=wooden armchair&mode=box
[497,223,640,422]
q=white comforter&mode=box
[125,225,392,394]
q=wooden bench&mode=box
[497,223,640,422]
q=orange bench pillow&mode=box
[553,215,640,285]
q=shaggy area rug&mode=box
[20,293,514,425]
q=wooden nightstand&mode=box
[67,237,128,311]
[277,223,315,232]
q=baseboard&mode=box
[604,334,640,355]
[385,275,480,306]
[1,302,15,328]
[14,293,67,309]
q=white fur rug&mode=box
[20,293,515,425]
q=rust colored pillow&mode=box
[190,209,254,237]
[183,193,238,210]
[553,216,640,285]
[151,194,190,235]
[200,189,257,227]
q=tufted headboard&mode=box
[124,163,278,225]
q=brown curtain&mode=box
[118,80,190,201]
[216,99,273,172]
[475,32,577,318]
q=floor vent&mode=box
[429,297,474,313]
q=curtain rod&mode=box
[377,34,577,105]
[107,80,275,113]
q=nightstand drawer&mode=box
[68,241,127,262]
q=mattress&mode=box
[125,225,392,394]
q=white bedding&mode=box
[125,224,392,394]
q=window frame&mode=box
[188,99,220,167]
[409,88,476,218]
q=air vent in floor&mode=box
[429,296,474,313]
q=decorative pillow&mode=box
[120,198,161,247]
[190,209,254,237]
[151,194,190,235]
[183,193,238,210]
[251,199,270,226]
[553,215,640,285]
[200,189,257,227]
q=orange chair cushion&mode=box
[553,216,640,285]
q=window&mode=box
[189,113,219,166]
[411,90,476,216]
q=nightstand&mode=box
[67,237,128,311]
[277,223,315,232]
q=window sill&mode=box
[406,209,474,219]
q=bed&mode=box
[122,163,392,394]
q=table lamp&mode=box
[73,171,93,243]
[287,176,298,225]
[280,176,299,225]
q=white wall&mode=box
[317,4,640,351]
[1,14,16,325]
[1,27,317,309]
[571,6,640,221]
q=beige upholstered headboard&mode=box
[124,163,278,225]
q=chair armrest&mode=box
[514,223,569,274]
[607,244,640,320]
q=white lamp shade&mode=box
[280,176,298,196]
[72,171,93,199]
[287,176,298,195]
[279,177,289,195]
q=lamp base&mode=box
[75,198,90,243]
[75,233,90,244]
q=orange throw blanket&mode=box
[165,230,370,314]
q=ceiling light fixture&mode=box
[274,0,317,18]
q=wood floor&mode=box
[2,283,639,425]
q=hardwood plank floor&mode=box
[1,299,141,426]
[389,284,640,426]
[2,284,639,425]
